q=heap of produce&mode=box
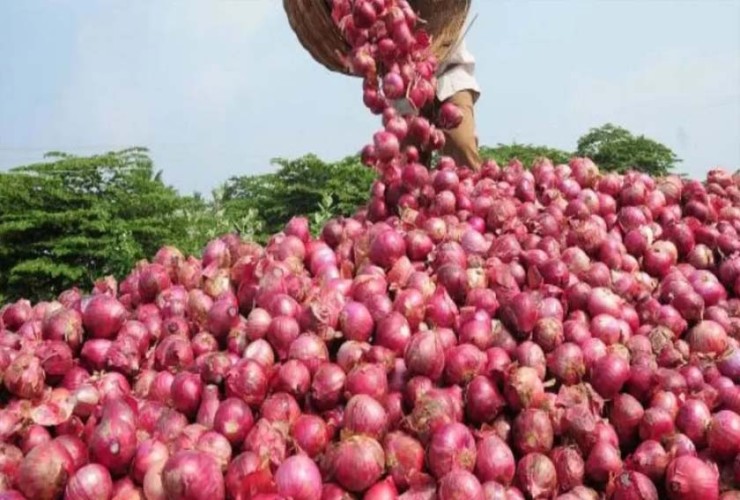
[1,0,738,498]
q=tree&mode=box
[0,148,218,302]
[221,154,376,241]
[479,143,572,167]
[576,123,680,175]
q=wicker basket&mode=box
[283,0,471,76]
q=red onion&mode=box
[438,470,483,500]
[504,366,544,411]
[310,362,346,411]
[590,353,630,399]
[512,408,554,455]
[639,408,675,442]
[161,451,225,500]
[274,455,322,500]
[339,301,374,342]
[17,441,73,500]
[465,375,505,424]
[171,371,203,417]
[665,455,719,500]
[132,439,169,484]
[706,410,740,461]
[345,362,388,400]
[290,414,329,458]
[214,398,254,446]
[428,422,477,479]
[610,394,645,445]
[274,360,311,398]
[404,330,445,381]
[375,312,411,355]
[196,431,232,471]
[607,471,658,500]
[3,353,45,400]
[627,440,669,482]
[225,359,268,407]
[687,320,728,355]
[343,394,388,440]
[253,396,295,430]
[550,446,584,493]
[585,442,622,484]
[88,417,137,476]
[475,435,515,485]
[516,453,558,499]
[383,431,425,490]
[675,399,711,446]
[65,463,113,500]
[82,295,127,339]
[243,419,287,468]
[327,436,385,492]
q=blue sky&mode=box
[1,0,738,196]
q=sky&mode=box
[1,0,739,196]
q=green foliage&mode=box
[576,123,680,175]
[479,143,572,167]
[0,148,215,302]
[221,154,376,241]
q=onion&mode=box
[438,470,483,500]
[274,455,322,500]
[17,441,73,500]
[327,436,385,492]
[161,451,225,500]
[512,409,554,455]
[310,362,346,411]
[290,414,329,458]
[343,394,388,440]
[224,359,268,408]
[706,410,740,461]
[590,353,630,399]
[665,455,719,500]
[88,417,137,476]
[550,446,584,492]
[639,408,675,442]
[675,399,711,446]
[465,375,506,424]
[475,435,515,485]
[260,392,301,426]
[585,442,622,484]
[171,371,203,417]
[339,301,374,342]
[516,453,558,499]
[65,463,113,500]
[607,471,658,500]
[214,398,254,446]
[504,366,544,411]
[627,440,669,483]
[610,394,645,445]
[132,439,169,484]
[345,362,388,400]
[404,330,445,381]
[383,431,425,490]
[3,353,45,400]
[428,422,477,479]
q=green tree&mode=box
[0,148,218,302]
[479,143,572,167]
[576,123,680,175]
[221,154,376,240]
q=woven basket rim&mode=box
[284,0,471,76]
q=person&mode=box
[434,39,482,171]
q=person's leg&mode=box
[441,90,482,170]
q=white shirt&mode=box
[436,40,481,102]
[393,40,480,115]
